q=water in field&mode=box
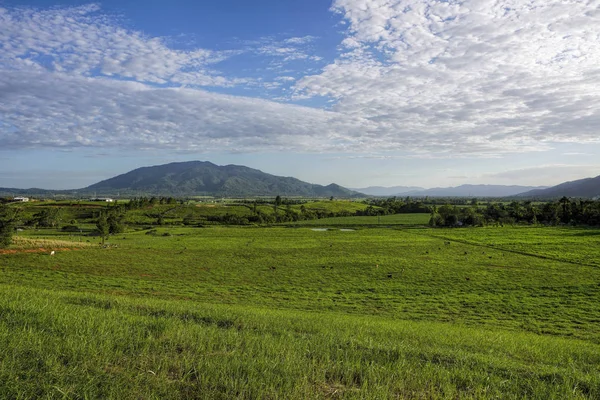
[311,228,328,231]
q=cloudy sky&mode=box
[1,0,600,190]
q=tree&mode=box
[0,219,13,248]
[96,212,110,246]
[438,204,458,226]
[559,196,571,223]
[32,207,63,228]
[428,205,438,227]
[107,212,125,234]
[96,207,126,245]
[0,204,18,248]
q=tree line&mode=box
[427,198,600,227]
[2,197,600,248]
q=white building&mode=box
[13,196,29,202]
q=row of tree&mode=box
[364,198,432,214]
[428,198,600,227]
[125,197,180,209]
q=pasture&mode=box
[1,224,599,398]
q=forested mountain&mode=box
[517,175,600,199]
[85,161,362,197]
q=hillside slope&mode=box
[86,161,362,197]
[518,175,600,199]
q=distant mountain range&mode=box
[403,184,548,198]
[0,162,598,199]
[517,175,600,199]
[351,184,546,198]
[355,176,600,199]
[84,161,361,197]
[350,186,424,196]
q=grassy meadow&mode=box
[1,219,600,398]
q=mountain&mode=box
[517,175,600,199]
[401,184,547,198]
[349,186,424,196]
[85,161,363,197]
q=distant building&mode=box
[90,197,114,202]
[13,196,29,202]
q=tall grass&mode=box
[1,225,600,398]
[9,236,93,249]
[1,285,598,399]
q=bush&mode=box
[61,225,80,232]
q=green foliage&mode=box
[32,207,63,228]
[95,212,110,245]
[0,206,14,248]
[61,225,80,232]
[95,206,126,245]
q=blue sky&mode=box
[1,0,600,190]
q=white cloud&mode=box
[0,68,376,152]
[284,36,318,45]
[0,4,236,86]
[295,0,600,153]
[2,2,600,157]
[256,35,322,63]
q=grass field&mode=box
[291,213,430,226]
[1,224,600,398]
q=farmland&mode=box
[1,206,600,398]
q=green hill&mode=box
[85,161,363,197]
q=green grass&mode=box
[294,200,371,213]
[2,286,599,399]
[291,213,430,226]
[1,225,600,398]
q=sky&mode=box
[1,0,600,190]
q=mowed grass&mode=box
[1,225,600,398]
[425,226,600,268]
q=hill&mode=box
[85,161,363,197]
[403,184,546,198]
[517,175,600,199]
